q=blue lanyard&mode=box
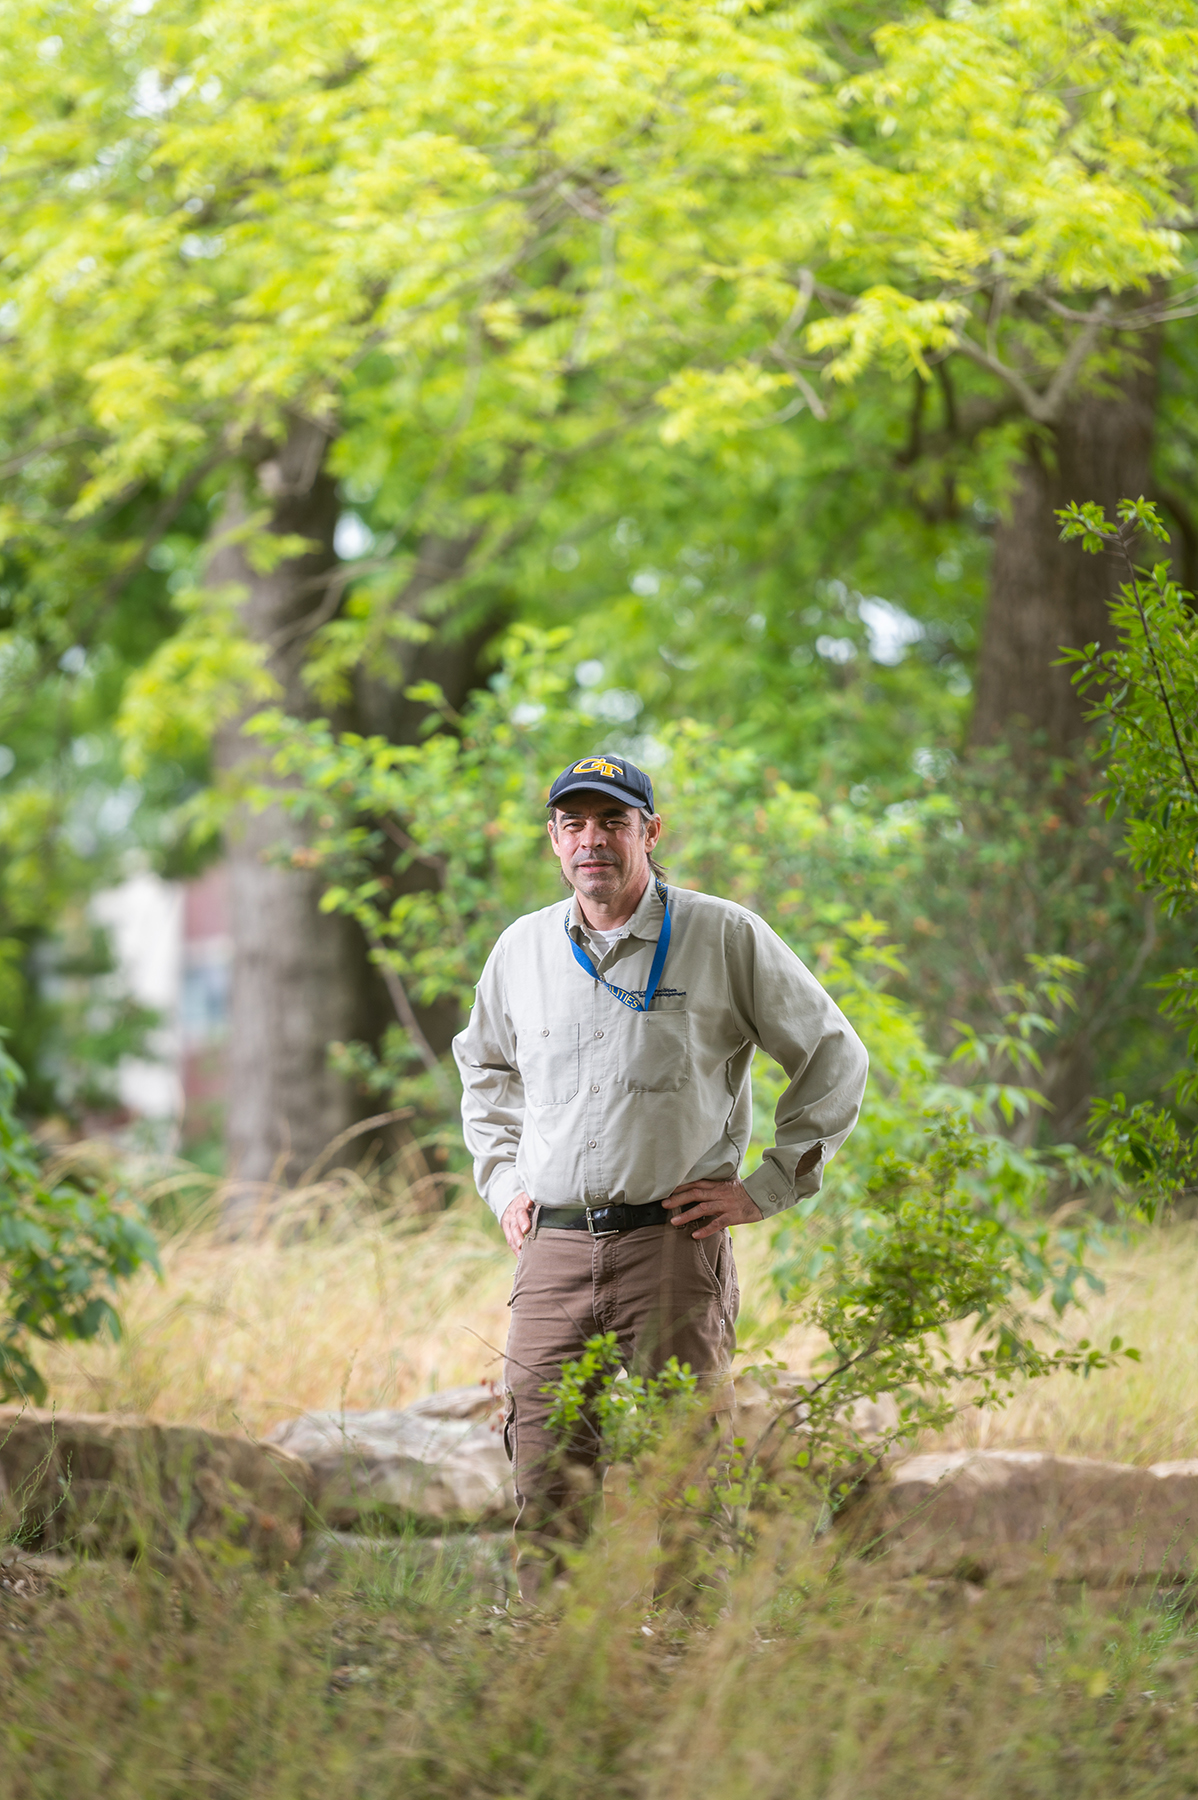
[565,880,672,1012]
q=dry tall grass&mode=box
[3,1502,1198,1800]
[10,1176,1198,1800]
[934,1220,1198,1465]
[39,1176,515,1435]
[36,1172,796,1434]
[36,1158,1198,1462]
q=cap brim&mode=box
[546,777,650,811]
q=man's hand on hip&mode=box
[501,1192,535,1255]
[663,1177,763,1239]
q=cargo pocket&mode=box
[695,1230,723,1298]
[502,1388,517,1465]
[698,1230,739,1323]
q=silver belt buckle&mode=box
[586,1206,620,1238]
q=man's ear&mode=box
[644,812,663,851]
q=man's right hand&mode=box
[501,1192,535,1256]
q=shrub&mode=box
[0,1039,159,1403]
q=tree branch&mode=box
[1042,287,1198,329]
[365,928,453,1101]
[0,431,99,479]
[99,448,226,609]
[951,303,1109,425]
[1111,528,1198,805]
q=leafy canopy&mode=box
[6,0,1198,727]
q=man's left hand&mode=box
[662,1177,763,1239]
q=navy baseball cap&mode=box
[546,753,655,813]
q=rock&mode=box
[0,1405,312,1564]
[266,1384,516,1529]
[848,1449,1198,1584]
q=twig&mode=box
[380,818,448,877]
[1112,529,1198,804]
[0,431,99,479]
[365,930,452,1101]
[952,301,1109,425]
[100,447,226,608]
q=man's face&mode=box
[547,791,662,911]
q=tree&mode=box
[657,1,1198,755]
[7,0,1198,1176]
[1,0,832,1173]
[839,4,1195,759]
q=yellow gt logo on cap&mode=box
[572,758,622,779]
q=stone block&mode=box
[848,1449,1198,1583]
[0,1405,312,1564]
[266,1384,515,1528]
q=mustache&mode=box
[571,850,619,867]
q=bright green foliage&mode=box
[547,1331,699,1466]
[656,0,1198,436]
[6,0,1198,753]
[947,955,1083,1101]
[799,1114,1127,1452]
[0,1040,159,1402]
[1,0,833,714]
[1058,498,1198,1203]
[548,1116,1131,1503]
[827,754,1190,1134]
[1058,501,1198,911]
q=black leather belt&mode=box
[536,1199,673,1238]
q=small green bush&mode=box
[0,1040,159,1403]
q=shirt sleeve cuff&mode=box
[742,1163,792,1220]
[483,1163,525,1224]
[743,1144,826,1220]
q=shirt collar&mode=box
[567,873,664,945]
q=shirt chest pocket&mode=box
[615,1010,690,1094]
[519,1022,580,1105]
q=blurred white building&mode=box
[89,864,230,1143]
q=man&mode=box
[452,753,869,1587]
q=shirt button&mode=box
[588,1140,597,1149]
[590,1084,600,1093]
[540,1028,549,1037]
[594,1030,603,1039]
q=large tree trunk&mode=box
[210,430,504,1186]
[971,340,1160,757]
[968,338,1161,1138]
[212,417,377,1189]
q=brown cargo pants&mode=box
[502,1215,739,1594]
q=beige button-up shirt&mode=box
[452,877,869,1223]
